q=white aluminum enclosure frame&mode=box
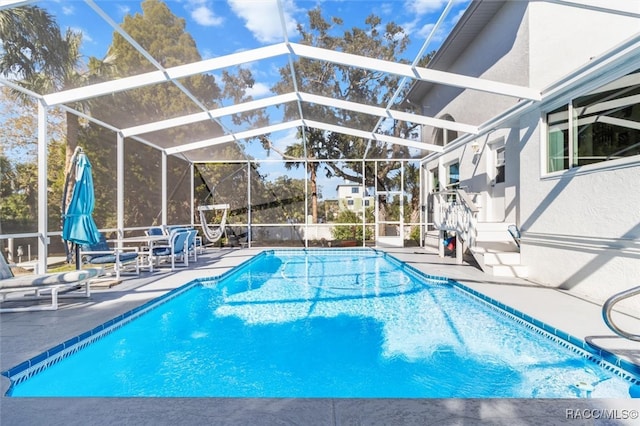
[1,1,540,157]
[16,0,634,271]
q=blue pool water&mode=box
[5,249,639,397]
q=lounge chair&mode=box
[79,234,140,280]
[0,253,102,313]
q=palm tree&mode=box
[0,6,67,80]
[1,6,112,194]
[22,31,88,167]
[267,127,329,223]
[1,7,88,168]
[0,6,112,259]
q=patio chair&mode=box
[227,229,249,248]
[185,229,199,262]
[79,234,140,280]
[145,226,166,236]
[0,253,102,313]
[164,227,203,254]
[151,228,190,271]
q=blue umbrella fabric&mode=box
[62,149,101,247]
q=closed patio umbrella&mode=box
[62,147,101,268]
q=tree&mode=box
[269,9,422,227]
[1,6,97,235]
[331,209,373,243]
[0,87,66,238]
[268,127,325,223]
[1,7,89,169]
[0,6,68,80]
[79,0,261,229]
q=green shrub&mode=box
[331,210,373,242]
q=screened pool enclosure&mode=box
[0,0,546,273]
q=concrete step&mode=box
[470,239,526,277]
[473,241,519,253]
[478,250,522,266]
[474,221,512,232]
[484,264,529,278]
[474,222,517,244]
[470,249,521,268]
[475,230,512,242]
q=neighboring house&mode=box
[336,184,374,214]
[407,0,640,314]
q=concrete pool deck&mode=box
[1,247,639,425]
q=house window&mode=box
[495,147,505,184]
[430,167,439,192]
[547,105,570,172]
[546,68,640,172]
[448,162,459,189]
[347,199,354,206]
[364,200,370,207]
[433,114,459,146]
[351,187,359,194]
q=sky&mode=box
[30,0,471,198]
[45,0,471,99]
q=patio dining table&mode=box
[109,234,169,272]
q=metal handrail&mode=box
[602,285,640,341]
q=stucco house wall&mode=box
[528,0,640,89]
[415,0,640,313]
[421,1,530,134]
[518,104,640,313]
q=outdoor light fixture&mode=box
[471,141,480,152]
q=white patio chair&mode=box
[79,234,140,280]
[151,229,190,271]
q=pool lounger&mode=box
[1,260,103,313]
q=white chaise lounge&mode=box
[0,253,102,313]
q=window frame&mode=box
[495,146,506,184]
[543,69,640,176]
[447,162,460,189]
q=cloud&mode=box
[270,127,299,152]
[117,5,130,16]
[227,0,298,44]
[245,82,272,98]
[417,22,438,40]
[70,26,93,44]
[379,3,394,16]
[403,0,470,46]
[191,5,224,26]
[405,0,450,16]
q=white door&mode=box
[488,144,506,222]
[376,191,404,248]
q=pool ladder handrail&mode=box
[602,285,640,341]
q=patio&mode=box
[2,247,640,425]
[1,0,640,422]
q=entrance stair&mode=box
[470,222,528,278]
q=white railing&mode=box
[433,188,479,247]
[602,285,640,341]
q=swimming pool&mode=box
[3,249,639,397]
